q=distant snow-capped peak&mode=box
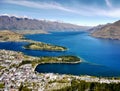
[0,14,30,19]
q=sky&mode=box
[0,0,120,26]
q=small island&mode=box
[0,30,67,52]
[23,42,67,51]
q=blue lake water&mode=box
[0,32,120,77]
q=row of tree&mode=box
[54,79,120,91]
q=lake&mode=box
[0,32,120,77]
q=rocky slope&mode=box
[91,20,120,40]
[0,15,89,34]
[88,24,107,33]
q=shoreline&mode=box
[33,60,82,70]
[37,60,81,64]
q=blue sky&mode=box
[0,0,120,26]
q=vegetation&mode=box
[18,60,32,67]
[19,83,32,91]
[0,83,5,88]
[24,42,67,51]
[54,79,120,91]
[17,55,80,68]
[31,55,80,67]
[15,55,81,67]
[58,55,80,62]
[0,66,5,70]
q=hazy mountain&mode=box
[91,20,120,40]
[0,15,90,34]
[88,24,107,33]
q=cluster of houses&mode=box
[0,49,120,91]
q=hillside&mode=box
[0,15,89,34]
[91,20,120,40]
[88,24,108,33]
[0,30,24,41]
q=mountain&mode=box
[91,20,120,40]
[0,15,89,34]
[88,24,107,33]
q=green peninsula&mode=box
[24,42,67,51]
[30,55,80,67]
[19,55,81,68]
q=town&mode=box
[0,49,120,91]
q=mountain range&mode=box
[1,15,120,40]
[0,15,89,34]
[91,20,120,40]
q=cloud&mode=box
[3,0,76,13]
[105,0,112,8]
[3,0,120,18]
